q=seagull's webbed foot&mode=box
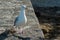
[9,27,24,34]
[16,28,23,34]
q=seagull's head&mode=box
[21,5,26,9]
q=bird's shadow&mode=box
[0,30,10,40]
[0,30,45,40]
[0,30,31,40]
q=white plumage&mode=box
[13,5,27,33]
[14,5,27,26]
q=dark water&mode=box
[30,0,60,7]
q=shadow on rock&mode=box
[0,30,10,40]
[13,35,31,40]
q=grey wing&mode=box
[14,17,19,26]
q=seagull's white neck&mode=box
[19,7,25,16]
[19,6,27,24]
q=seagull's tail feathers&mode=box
[13,23,15,26]
[14,17,18,26]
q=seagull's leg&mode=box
[16,27,23,34]
[13,26,16,29]
[19,28,23,34]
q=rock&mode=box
[0,0,44,40]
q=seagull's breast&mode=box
[15,14,27,26]
[14,6,27,26]
[24,14,27,24]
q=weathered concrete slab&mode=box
[0,0,44,40]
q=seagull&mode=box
[9,5,27,34]
[14,5,27,26]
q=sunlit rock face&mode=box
[0,0,44,40]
